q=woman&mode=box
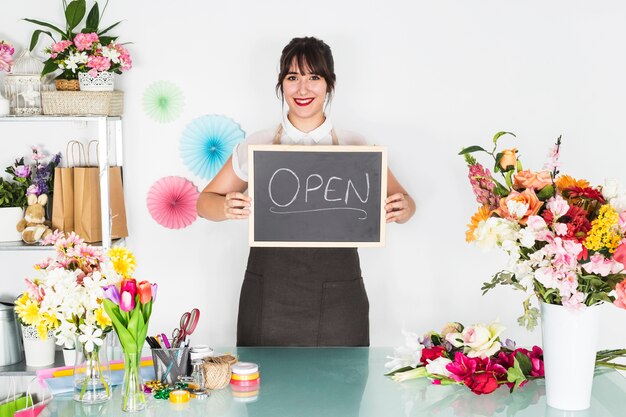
[197,36,415,347]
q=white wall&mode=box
[1,0,625,350]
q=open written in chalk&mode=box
[248,145,387,247]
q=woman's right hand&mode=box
[224,192,252,220]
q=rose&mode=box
[494,188,543,225]
[614,242,626,269]
[513,170,552,191]
[420,346,446,363]
[465,372,500,395]
[614,280,626,309]
[448,322,506,358]
[14,165,30,178]
[499,149,517,170]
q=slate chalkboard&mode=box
[248,145,387,247]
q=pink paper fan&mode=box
[147,176,200,229]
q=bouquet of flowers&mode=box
[0,40,14,72]
[385,321,544,395]
[5,146,62,207]
[460,133,626,329]
[26,0,130,80]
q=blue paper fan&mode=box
[180,115,245,180]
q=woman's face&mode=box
[282,59,328,129]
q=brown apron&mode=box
[236,126,370,346]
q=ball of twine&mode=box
[201,355,237,390]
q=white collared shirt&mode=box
[231,118,367,182]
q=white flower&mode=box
[64,51,88,73]
[518,228,536,248]
[602,179,621,200]
[101,46,121,63]
[449,322,506,359]
[385,330,423,372]
[77,324,103,353]
[473,218,519,251]
[425,357,452,377]
[55,321,77,349]
[506,200,529,220]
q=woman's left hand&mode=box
[385,193,411,223]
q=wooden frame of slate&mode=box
[248,145,387,247]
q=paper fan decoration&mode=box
[147,176,199,229]
[143,81,185,123]
[180,114,245,180]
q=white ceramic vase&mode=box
[21,325,56,367]
[540,302,600,411]
[78,71,114,92]
[0,207,24,242]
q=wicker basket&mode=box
[55,79,80,91]
[42,90,123,116]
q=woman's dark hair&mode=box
[275,36,336,99]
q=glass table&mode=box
[43,347,626,417]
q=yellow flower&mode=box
[36,323,49,340]
[466,206,492,242]
[555,175,590,191]
[15,296,41,326]
[108,247,137,278]
[584,205,621,253]
[41,312,59,330]
[95,308,112,329]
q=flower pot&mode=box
[55,79,80,91]
[78,71,114,92]
[21,324,56,367]
[540,302,600,411]
[0,207,23,242]
[63,348,76,366]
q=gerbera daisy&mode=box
[466,205,492,242]
[555,175,589,191]
[107,247,137,278]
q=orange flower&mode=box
[499,149,517,170]
[494,188,543,225]
[513,170,552,191]
[466,206,492,242]
[555,175,589,191]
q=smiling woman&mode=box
[196,36,416,347]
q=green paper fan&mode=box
[142,81,185,123]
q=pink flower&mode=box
[468,164,500,210]
[583,253,619,277]
[446,352,479,382]
[88,68,99,78]
[554,223,568,236]
[614,280,626,309]
[547,195,569,218]
[543,142,561,172]
[614,242,626,270]
[618,213,626,231]
[74,32,99,51]
[87,55,111,72]
[51,40,73,53]
[24,279,45,303]
[0,51,13,72]
[562,291,586,310]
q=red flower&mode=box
[447,352,479,382]
[465,372,500,395]
[420,346,446,364]
[564,186,606,204]
[542,204,591,243]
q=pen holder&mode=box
[152,347,190,385]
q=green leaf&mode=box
[23,19,67,38]
[536,184,555,201]
[85,2,100,31]
[135,308,146,353]
[458,145,489,156]
[493,131,516,145]
[65,0,86,32]
[98,20,122,36]
[128,306,141,340]
[505,168,514,189]
[29,30,55,52]
[515,351,532,375]
[41,59,59,78]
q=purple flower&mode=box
[103,285,120,305]
[504,338,516,351]
[26,183,41,196]
[151,283,158,303]
[14,165,30,178]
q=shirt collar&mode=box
[282,115,333,143]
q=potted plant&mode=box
[0,177,27,242]
[26,0,130,91]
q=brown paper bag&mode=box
[51,141,84,232]
[73,142,128,243]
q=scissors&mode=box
[172,308,200,348]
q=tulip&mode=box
[120,279,137,299]
[151,283,158,303]
[120,290,135,312]
[499,148,517,170]
[137,280,152,304]
[103,285,120,305]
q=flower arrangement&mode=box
[385,321,626,395]
[386,321,544,395]
[5,146,62,207]
[26,0,130,80]
[0,40,14,72]
[460,133,626,329]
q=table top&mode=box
[44,347,626,417]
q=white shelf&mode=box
[0,115,120,122]
[0,238,126,251]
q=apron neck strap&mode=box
[272,124,339,145]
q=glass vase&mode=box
[73,338,111,403]
[122,352,146,412]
